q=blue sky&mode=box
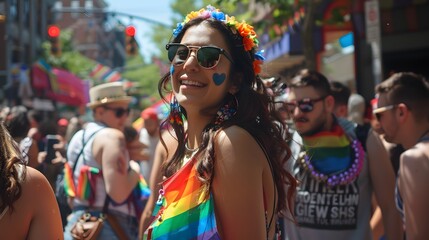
[105,0,173,61]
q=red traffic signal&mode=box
[50,37,61,56]
[125,35,137,56]
[48,25,61,38]
[125,25,136,37]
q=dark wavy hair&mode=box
[288,69,333,98]
[4,105,31,140]
[0,121,26,214]
[158,16,297,216]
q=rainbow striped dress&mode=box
[144,158,220,240]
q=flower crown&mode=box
[172,5,265,74]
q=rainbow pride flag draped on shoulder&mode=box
[144,158,220,240]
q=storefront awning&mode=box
[31,60,89,106]
[260,28,323,75]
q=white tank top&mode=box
[67,122,135,216]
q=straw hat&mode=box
[87,82,132,109]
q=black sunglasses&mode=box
[166,43,234,69]
[286,96,326,113]
[103,106,130,118]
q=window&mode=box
[71,0,79,18]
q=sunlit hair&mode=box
[375,72,429,121]
[288,69,332,97]
[158,7,297,217]
[0,121,26,214]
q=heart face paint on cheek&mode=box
[170,65,175,75]
[213,73,226,86]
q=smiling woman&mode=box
[142,5,297,240]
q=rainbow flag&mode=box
[302,124,353,174]
[64,162,150,213]
[63,162,76,197]
[145,159,220,240]
[131,175,151,219]
[134,175,151,199]
[76,165,101,206]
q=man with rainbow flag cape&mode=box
[282,69,403,240]
[62,82,150,240]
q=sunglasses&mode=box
[372,104,396,121]
[285,96,326,113]
[166,43,234,69]
[103,106,130,118]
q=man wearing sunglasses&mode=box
[282,69,402,240]
[63,82,143,239]
[374,72,429,239]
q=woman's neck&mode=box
[185,114,212,149]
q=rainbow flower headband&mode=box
[172,5,265,74]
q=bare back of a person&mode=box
[213,125,278,239]
[0,166,63,239]
[398,141,429,239]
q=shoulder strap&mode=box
[71,128,105,174]
[251,135,277,238]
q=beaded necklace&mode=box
[299,137,365,188]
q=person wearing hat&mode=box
[63,82,143,239]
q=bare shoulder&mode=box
[215,126,265,169]
[365,128,380,146]
[401,144,429,174]
[161,129,178,148]
[25,167,50,186]
[18,167,55,219]
[93,128,125,151]
[23,167,54,196]
[399,144,429,189]
[95,127,125,141]
[216,125,251,151]
[156,129,178,161]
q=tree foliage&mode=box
[42,29,97,77]
[121,54,161,100]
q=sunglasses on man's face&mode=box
[166,43,234,69]
[372,104,396,121]
[285,96,326,114]
[103,106,130,118]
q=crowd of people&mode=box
[1,5,428,240]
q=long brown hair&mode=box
[0,121,26,214]
[159,17,297,216]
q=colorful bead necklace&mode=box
[299,139,365,188]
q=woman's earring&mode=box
[169,96,183,125]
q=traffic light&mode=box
[125,25,137,56]
[125,25,136,37]
[48,25,61,57]
[125,35,138,56]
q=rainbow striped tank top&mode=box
[144,158,220,240]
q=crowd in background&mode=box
[0,68,428,239]
[0,4,428,239]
